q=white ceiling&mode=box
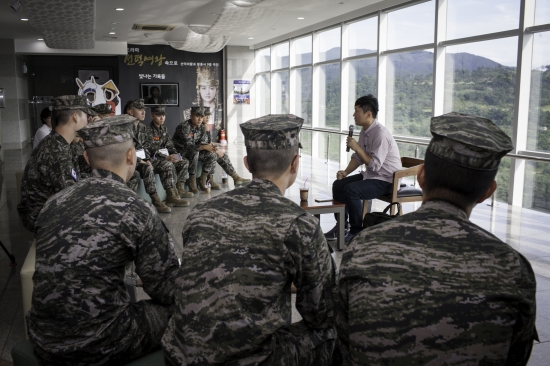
[0,0,392,52]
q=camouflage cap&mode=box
[240,114,304,150]
[128,98,147,110]
[53,95,97,116]
[79,115,135,148]
[191,106,204,116]
[428,112,514,170]
[203,106,211,116]
[151,105,166,115]
[92,103,112,115]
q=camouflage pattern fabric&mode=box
[200,125,236,176]
[147,121,189,186]
[150,159,178,190]
[135,162,158,195]
[70,140,92,178]
[429,112,514,170]
[173,119,216,175]
[17,131,79,233]
[127,170,140,192]
[133,121,152,162]
[79,115,135,148]
[129,98,147,110]
[240,115,303,150]
[53,95,97,115]
[92,103,112,115]
[28,168,179,365]
[161,178,337,365]
[151,105,166,115]
[335,199,537,365]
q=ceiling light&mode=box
[21,18,28,21]
[37,38,43,40]
[109,32,116,34]
[110,27,115,29]
[248,37,254,39]
[10,0,22,12]
[297,17,305,20]
[115,8,124,11]
[111,22,119,24]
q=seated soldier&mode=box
[162,115,337,365]
[18,95,98,233]
[125,99,188,213]
[146,105,193,199]
[335,112,538,365]
[197,106,250,190]
[70,104,112,179]
[27,115,180,366]
[172,106,217,194]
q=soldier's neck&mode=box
[55,125,77,145]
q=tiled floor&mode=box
[1,142,550,364]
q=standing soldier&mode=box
[146,105,193,199]
[126,99,188,213]
[28,115,180,365]
[172,106,217,193]
[18,95,98,233]
[198,106,250,189]
[335,112,538,365]
[162,115,337,365]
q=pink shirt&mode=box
[352,120,402,183]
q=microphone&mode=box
[346,125,355,152]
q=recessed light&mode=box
[297,17,304,20]
[248,37,254,40]
[115,8,124,11]
[21,18,28,21]
[109,32,116,35]
[111,22,119,24]
[37,38,43,40]
[110,27,115,29]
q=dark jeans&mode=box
[332,174,392,235]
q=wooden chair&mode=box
[363,157,424,216]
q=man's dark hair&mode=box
[40,107,51,124]
[355,95,379,118]
[52,109,84,129]
[124,100,134,114]
[246,145,299,179]
[423,150,497,207]
[86,139,133,169]
[150,86,160,94]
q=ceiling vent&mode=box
[132,24,176,32]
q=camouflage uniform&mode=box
[28,116,180,366]
[70,139,92,178]
[335,112,538,365]
[172,119,217,175]
[147,121,188,188]
[133,120,158,195]
[200,119,236,176]
[162,115,336,365]
[17,95,97,233]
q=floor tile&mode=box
[528,341,550,366]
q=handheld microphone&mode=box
[346,125,355,152]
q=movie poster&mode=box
[118,44,224,140]
[233,80,250,105]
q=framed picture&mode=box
[141,83,179,106]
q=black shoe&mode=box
[324,225,338,241]
[345,232,356,244]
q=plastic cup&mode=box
[205,187,211,194]
[300,187,309,201]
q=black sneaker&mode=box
[345,232,356,243]
[323,225,338,241]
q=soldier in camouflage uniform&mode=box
[126,99,188,213]
[93,102,113,118]
[162,114,337,365]
[334,112,538,365]
[172,106,217,193]
[146,105,193,199]
[27,115,180,366]
[17,95,98,232]
[198,106,250,190]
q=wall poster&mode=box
[233,80,250,105]
[119,44,224,141]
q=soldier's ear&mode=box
[127,147,136,166]
[477,180,497,204]
[83,151,90,166]
[417,164,425,189]
[243,156,251,173]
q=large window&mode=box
[387,51,433,137]
[253,0,550,213]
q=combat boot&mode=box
[176,180,194,198]
[198,171,209,191]
[165,188,190,207]
[150,193,171,213]
[231,172,251,186]
[208,174,221,190]
[186,175,199,194]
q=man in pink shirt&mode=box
[324,95,402,243]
